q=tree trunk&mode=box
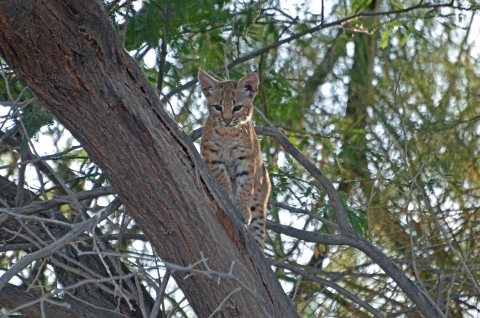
[0,1,298,317]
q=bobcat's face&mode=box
[198,71,259,128]
[207,88,253,127]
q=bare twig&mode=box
[254,106,274,127]
[162,1,460,103]
[0,209,76,228]
[0,198,121,293]
[14,152,27,207]
[223,15,236,80]
[0,187,115,221]
[148,271,170,318]
[157,3,171,92]
[17,113,86,220]
[0,233,147,253]
[135,274,149,318]
[91,225,136,311]
[207,287,241,318]
[243,1,262,38]
[268,200,339,230]
[271,260,386,318]
[5,271,141,316]
[121,0,131,47]
[0,146,82,170]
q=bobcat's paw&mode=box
[236,205,252,225]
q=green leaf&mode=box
[392,1,404,10]
[324,141,336,156]
[305,187,312,197]
[380,29,391,49]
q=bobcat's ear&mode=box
[198,70,219,98]
[237,72,259,99]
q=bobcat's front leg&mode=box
[233,158,255,225]
[204,157,234,200]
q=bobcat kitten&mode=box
[198,70,271,249]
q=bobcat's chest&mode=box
[205,130,246,161]
[201,123,253,174]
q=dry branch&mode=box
[0,198,121,292]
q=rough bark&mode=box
[0,1,298,317]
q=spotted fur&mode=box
[198,70,271,249]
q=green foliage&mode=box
[18,103,54,137]
[2,102,54,150]
[380,29,391,49]
[2,0,480,316]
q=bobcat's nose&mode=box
[224,118,232,124]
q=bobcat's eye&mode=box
[232,105,243,113]
[213,105,223,112]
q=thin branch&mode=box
[393,57,480,296]
[268,200,339,230]
[17,115,86,220]
[0,146,82,170]
[0,186,115,219]
[254,106,274,127]
[6,271,141,316]
[207,287,241,318]
[91,224,136,311]
[392,62,430,296]
[223,15,236,80]
[135,274,149,318]
[243,1,262,38]
[257,126,354,233]
[161,1,460,102]
[14,152,28,207]
[157,4,171,92]
[0,209,76,228]
[0,233,147,253]
[0,198,121,293]
[271,260,386,318]
[121,0,131,47]
[148,271,170,318]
